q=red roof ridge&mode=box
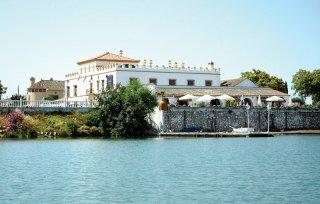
[77,51,140,65]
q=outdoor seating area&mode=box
[164,94,288,108]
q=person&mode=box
[159,98,168,111]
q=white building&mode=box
[65,50,221,101]
[65,50,289,106]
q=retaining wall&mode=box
[162,107,320,132]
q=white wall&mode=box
[116,69,220,86]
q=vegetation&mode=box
[0,112,102,139]
[10,94,26,100]
[0,81,158,139]
[96,80,158,138]
[292,69,320,105]
[241,69,288,93]
[43,95,56,101]
[0,80,7,100]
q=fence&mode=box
[0,100,96,108]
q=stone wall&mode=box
[0,107,93,115]
[162,107,320,132]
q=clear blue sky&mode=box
[0,0,319,98]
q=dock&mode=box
[160,132,275,138]
[160,130,320,138]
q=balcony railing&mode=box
[0,100,96,108]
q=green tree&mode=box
[241,69,288,93]
[292,69,320,104]
[96,80,158,138]
[0,80,7,100]
[10,94,26,100]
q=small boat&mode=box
[231,127,254,134]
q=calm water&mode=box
[0,136,320,203]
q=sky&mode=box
[0,0,319,98]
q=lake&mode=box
[0,135,320,203]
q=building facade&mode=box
[65,50,289,106]
[65,51,221,101]
[27,77,65,101]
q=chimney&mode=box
[50,78,53,81]
[119,49,123,56]
[208,61,214,69]
[30,77,35,86]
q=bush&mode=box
[5,111,26,133]
[66,120,79,138]
[85,111,100,127]
[96,80,158,138]
[27,129,38,139]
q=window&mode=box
[187,80,195,86]
[73,85,77,97]
[106,75,113,87]
[90,83,93,94]
[66,86,70,97]
[132,65,136,68]
[101,80,105,91]
[149,78,157,85]
[169,79,176,86]
[129,77,138,83]
[205,80,212,86]
[124,64,129,68]
[97,80,100,92]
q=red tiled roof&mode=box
[77,52,140,65]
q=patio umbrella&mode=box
[266,96,285,102]
[216,94,235,101]
[288,96,292,106]
[179,94,197,101]
[196,95,215,103]
[257,95,262,106]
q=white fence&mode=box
[0,100,96,108]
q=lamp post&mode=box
[246,104,250,129]
[267,103,271,132]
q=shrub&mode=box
[5,111,26,133]
[96,80,158,138]
[84,111,100,127]
[27,129,38,139]
[66,120,79,138]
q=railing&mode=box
[0,100,97,108]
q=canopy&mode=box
[216,94,235,101]
[266,96,285,102]
[179,94,197,101]
[196,95,215,103]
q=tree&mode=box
[241,69,288,93]
[10,94,26,100]
[292,69,320,104]
[96,80,158,138]
[43,95,55,101]
[0,80,7,100]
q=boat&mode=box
[232,127,254,134]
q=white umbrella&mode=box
[288,96,292,106]
[196,95,215,103]
[216,94,235,101]
[266,96,285,102]
[257,95,262,106]
[179,94,197,101]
